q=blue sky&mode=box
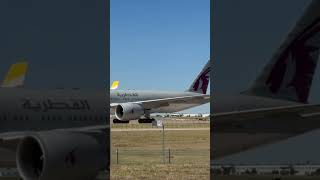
[110,0,210,113]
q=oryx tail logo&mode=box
[266,18,320,103]
[192,67,210,94]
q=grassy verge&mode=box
[111,164,209,180]
[111,129,209,179]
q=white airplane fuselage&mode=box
[0,88,108,133]
[110,89,210,114]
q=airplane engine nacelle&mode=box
[16,131,108,180]
[115,103,144,121]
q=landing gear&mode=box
[138,118,155,123]
[113,119,129,124]
[138,110,155,123]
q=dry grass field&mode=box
[111,118,210,180]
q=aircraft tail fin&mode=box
[187,60,210,94]
[2,61,28,88]
[245,0,320,103]
[111,81,119,90]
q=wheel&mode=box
[113,119,129,123]
[138,118,155,123]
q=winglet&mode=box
[111,81,119,90]
[2,61,28,88]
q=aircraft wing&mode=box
[213,104,320,125]
[111,94,210,110]
[212,104,320,159]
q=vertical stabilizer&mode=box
[187,60,210,94]
[245,0,320,103]
[110,81,119,90]
[2,61,28,88]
